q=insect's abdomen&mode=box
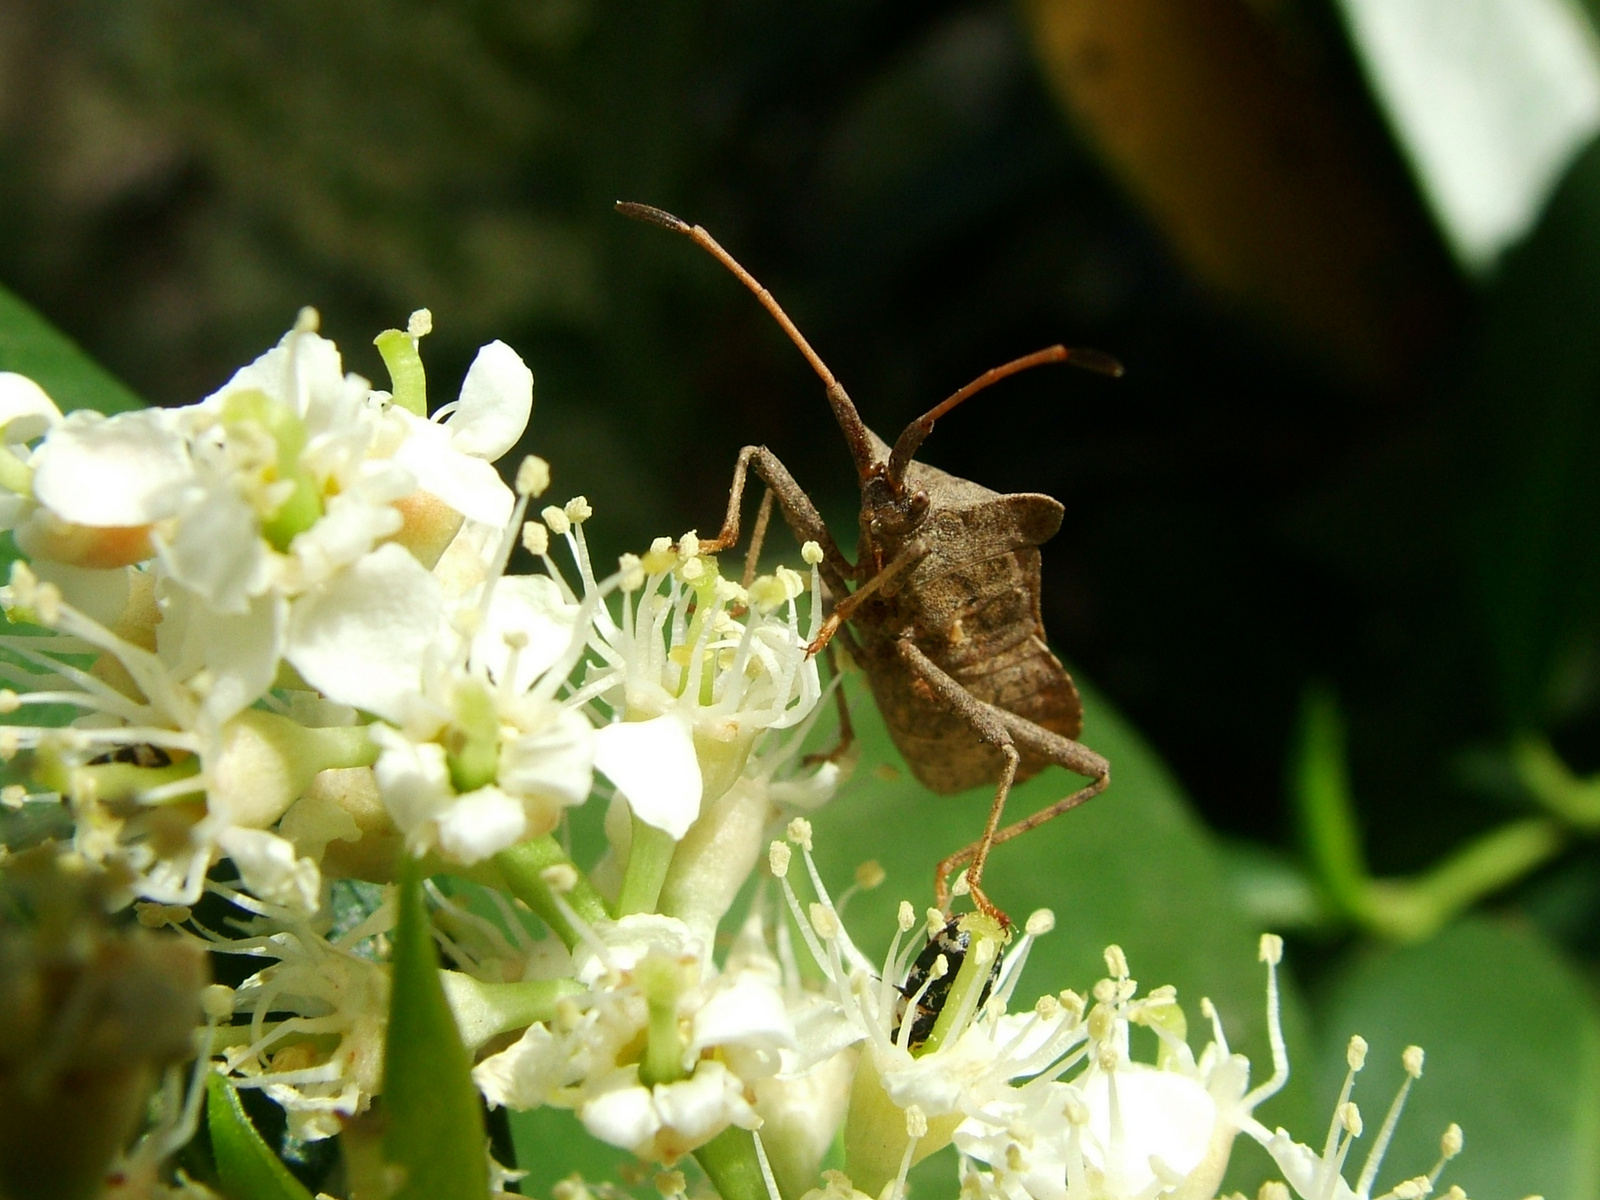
[863,547,1082,794]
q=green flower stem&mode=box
[1513,734,1600,831]
[1360,816,1564,942]
[440,972,584,1052]
[1291,687,1370,917]
[374,328,428,416]
[617,816,677,917]
[494,837,610,949]
[1294,691,1568,941]
[694,1126,770,1200]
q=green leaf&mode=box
[808,669,1321,1188]
[382,854,488,1200]
[510,1107,639,1200]
[1314,917,1600,1200]
[0,283,143,415]
[205,1073,314,1200]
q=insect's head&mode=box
[853,344,1122,549]
[859,467,931,544]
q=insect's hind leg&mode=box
[938,708,1110,893]
[893,638,1022,920]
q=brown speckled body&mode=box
[851,441,1082,792]
[614,199,1111,916]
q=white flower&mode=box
[545,520,825,840]
[593,714,703,839]
[284,541,445,722]
[197,884,395,1141]
[4,312,531,619]
[30,406,192,529]
[765,830,1469,1200]
[362,474,604,867]
[0,564,358,908]
[1241,1040,1463,1200]
[657,694,847,947]
[473,912,797,1166]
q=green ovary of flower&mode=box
[218,387,323,550]
[445,678,501,794]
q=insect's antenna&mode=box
[886,345,1122,486]
[616,201,879,482]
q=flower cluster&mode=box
[0,314,1477,1200]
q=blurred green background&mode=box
[7,0,1600,1194]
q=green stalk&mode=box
[494,836,609,949]
[1514,734,1600,830]
[1364,816,1565,942]
[616,815,678,916]
[635,954,687,1088]
[441,973,585,1052]
[694,1127,770,1200]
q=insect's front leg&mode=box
[807,537,928,656]
[700,444,856,599]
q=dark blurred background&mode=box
[6,0,1600,947]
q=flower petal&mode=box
[448,340,533,460]
[0,372,60,442]
[594,714,702,839]
[498,707,596,813]
[1077,1066,1217,1191]
[33,408,190,526]
[156,483,272,613]
[472,573,580,692]
[217,827,321,915]
[286,542,443,722]
[392,416,515,527]
[691,976,796,1059]
[434,785,529,864]
[372,724,454,846]
[581,1081,661,1153]
[156,585,285,728]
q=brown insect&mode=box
[617,201,1114,921]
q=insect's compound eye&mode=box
[908,490,930,520]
